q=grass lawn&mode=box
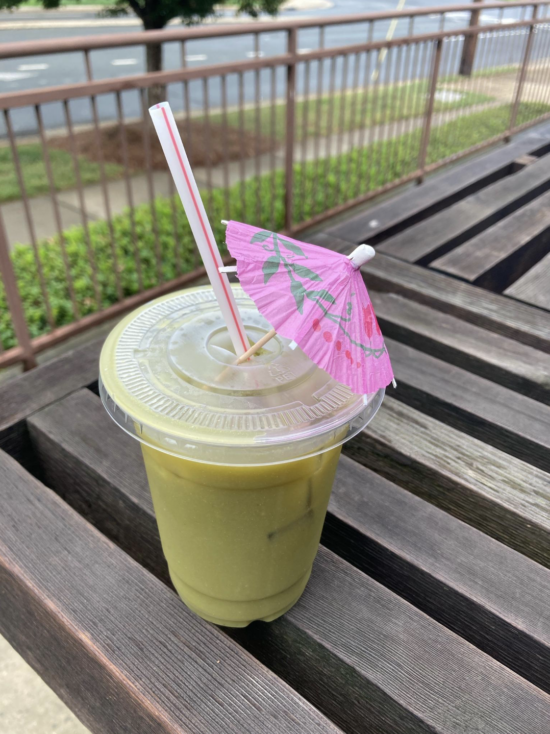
[0,144,123,203]
[1,100,548,349]
[209,82,492,142]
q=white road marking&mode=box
[111,58,139,66]
[0,71,33,81]
[18,63,49,71]
[185,54,208,61]
[246,50,265,58]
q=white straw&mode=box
[149,102,248,357]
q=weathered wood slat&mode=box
[27,389,550,734]
[324,134,548,245]
[0,449,342,734]
[505,251,550,310]
[372,291,550,404]
[430,191,550,291]
[345,397,550,569]
[28,388,165,583]
[376,155,550,264]
[385,337,550,473]
[0,337,103,469]
[323,455,550,695]
[314,235,550,353]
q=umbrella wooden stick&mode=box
[214,328,276,383]
[235,328,277,364]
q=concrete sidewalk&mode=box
[0,634,89,734]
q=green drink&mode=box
[100,286,383,627]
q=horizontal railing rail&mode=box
[0,1,549,374]
[2,19,549,110]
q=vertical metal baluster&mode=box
[238,71,247,218]
[310,26,325,218]
[115,91,143,291]
[254,33,262,224]
[387,44,404,186]
[345,50,362,200]
[269,65,277,230]
[64,99,102,310]
[398,41,414,178]
[449,32,464,154]
[322,54,337,212]
[538,24,550,108]
[140,88,163,284]
[353,28,374,197]
[181,51,199,270]
[366,46,383,194]
[221,74,231,220]
[298,59,311,223]
[527,22,543,124]
[530,22,548,114]
[417,38,443,181]
[407,39,425,173]
[445,33,463,160]
[427,38,445,166]
[473,26,491,130]
[542,25,550,107]
[84,50,123,301]
[4,110,54,329]
[35,105,79,319]
[536,23,550,112]
[377,40,394,187]
[397,33,414,176]
[334,53,349,205]
[284,26,298,232]
[202,77,214,218]
[0,208,36,369]
[399,17,415,176]
[181,41,194,177]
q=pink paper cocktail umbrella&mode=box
[225,221,395,395]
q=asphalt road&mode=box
[0,0,534,133]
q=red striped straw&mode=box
[149,101,248,357]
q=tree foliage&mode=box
[0,0,284,29]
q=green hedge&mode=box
[1,101,548,349]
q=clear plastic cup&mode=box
[99,285,384,626]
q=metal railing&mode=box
[1,1,550,371]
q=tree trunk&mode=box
[459,0,482,77]
[146,42,166,107]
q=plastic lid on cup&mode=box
[99,286,384,466]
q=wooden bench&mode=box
[2,255,550,732]
[2,136,550,732]
[430,190,550,291]
[505,252,550,310]
[376,153,550,265]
